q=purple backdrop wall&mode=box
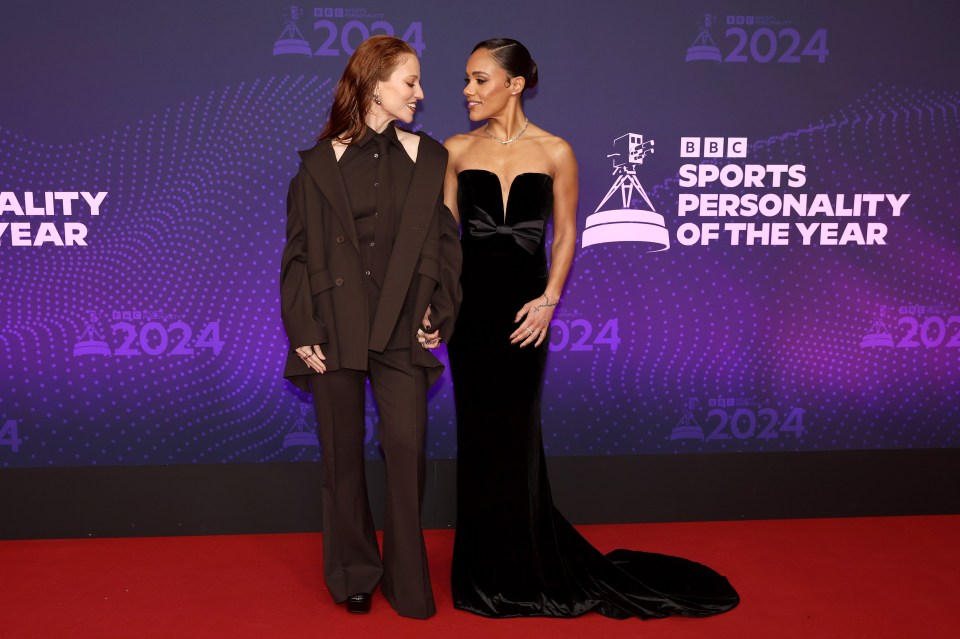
[1,0,958,469]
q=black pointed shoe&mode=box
[345,593,372,614]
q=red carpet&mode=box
[2,516,957,638]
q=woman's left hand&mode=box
[511,296,555,348]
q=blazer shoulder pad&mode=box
[298,139,331,162]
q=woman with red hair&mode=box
[280,35,461,619]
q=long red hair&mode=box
[319,35,417,144]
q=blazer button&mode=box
[336,235,345,244]
[335,278,344,286]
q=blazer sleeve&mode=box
[279,168,328,348]
[427,197,463,342]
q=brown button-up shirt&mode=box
[336,124,415,346]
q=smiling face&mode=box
[463,48,523,121]
[373,55,423,124]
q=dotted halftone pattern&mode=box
[545,85,960,456]
[1,82,958,468]
[0,76,344,468]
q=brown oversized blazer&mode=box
[280,131,462,391]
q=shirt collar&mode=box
[356,123,406,150]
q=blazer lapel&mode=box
[299,142,359,251]
[369,134,444,350]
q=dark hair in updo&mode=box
[472,38,539,92]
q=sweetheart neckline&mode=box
[457,169,553,220]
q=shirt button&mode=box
[373,153,379,159]
[335,278,344,286]
[365,270,371,276]
[336,235,345,244]
[369,241,375,247]
[374,182,379,187]
[374,212,379,217]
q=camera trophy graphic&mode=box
[670,397,705,440]
[273,5,312,57]
[73,311,111,356]
[686,13,722,62]
[283,404,320,448]
[860,309,895,348]
[582,133,670,251]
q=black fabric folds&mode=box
[448,169,740,619]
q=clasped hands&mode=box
[296,307,440,374]
[510,294,557,348]
[417,305,442,350]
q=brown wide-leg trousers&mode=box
[310,348,435,619]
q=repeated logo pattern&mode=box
[2,81,959,467]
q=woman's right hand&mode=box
[296,344,326,374]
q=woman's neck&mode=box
[365,114,393,134]
[485,106,526,141]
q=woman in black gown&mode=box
[443,38,740,619]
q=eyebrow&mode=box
[466,71,490,77]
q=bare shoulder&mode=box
[393,126,426,163]
[442,131,482,153]
[395,126,423,148]
[443,131,484,169]
[330,138,349,161]
[528,125,577,171]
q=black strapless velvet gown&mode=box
[447,169,740,619]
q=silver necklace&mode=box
[485,118,529,145]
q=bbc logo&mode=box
[680,137,748,158]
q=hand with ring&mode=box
[510,293,556,348]
[418,305,442,350]
[417,327,442,350]
[296,344,327,374]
